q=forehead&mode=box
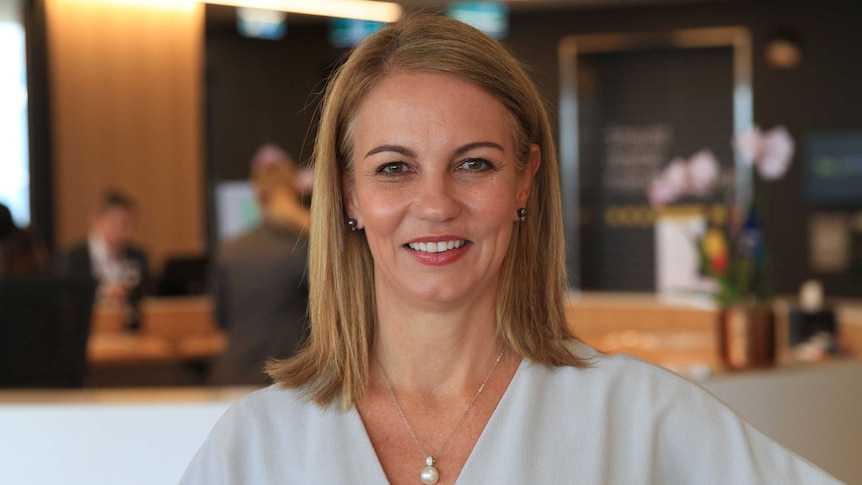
[350,70,515,152]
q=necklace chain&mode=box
[374,346,506,465]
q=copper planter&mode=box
[718,305,776,370]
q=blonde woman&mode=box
[182,14,839,485]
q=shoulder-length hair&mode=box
[268,13,586,409]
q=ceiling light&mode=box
[204,0,402,23]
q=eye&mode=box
[377,162,410,175]
[458,158,494,172]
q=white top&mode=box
[88,233,124,284]
[180,347,841,484]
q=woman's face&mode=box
[345,70,539,307]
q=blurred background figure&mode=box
[54,189,150,327]
[0,203,12,241]
[208,144,311,386]
[0,202,49,276]
[2,201,93,389]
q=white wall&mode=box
[702,360,862,484]
[0,388,248,485]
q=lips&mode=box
[406,240,466,253]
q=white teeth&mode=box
[408,240,465,253]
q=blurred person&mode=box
[208,144,311,386]
[0,202,13,241]
[0,202,49,275]
[55,189,150,311]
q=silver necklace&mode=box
[374,346,506,485]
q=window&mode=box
[0,0,29,226]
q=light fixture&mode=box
[205,0,402,23]
[237,7,287,40]
[765,29,802,70]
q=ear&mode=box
[514,144,541,217]
[342,175,364,229]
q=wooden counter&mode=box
[566,293,720,370]
[88,297,226,368]
[566,292,862,376]
[85,293,862,380]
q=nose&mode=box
[411,172,461,222]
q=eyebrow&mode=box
[364,141,505,159]
[455,141,505,156]
[365,145,416,159]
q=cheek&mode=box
[355,187,405,230]
[482,204,517,237]
[468,183,519,222]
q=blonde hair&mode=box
[268,13,586,409]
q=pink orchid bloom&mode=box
[756,126,795,181]
[647,177,677,208]
[662,158,689,194]
[732,126,764,166]
[687,149,720,196]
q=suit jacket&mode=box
[54,240,150,305]
[208,221,309,386]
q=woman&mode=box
[182,14,839,484]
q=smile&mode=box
[406,240,466,253]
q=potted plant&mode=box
[648,126,795,369]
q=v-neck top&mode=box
[179,345,841,484]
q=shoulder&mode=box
[217,227,267,258]
[210,384,317,435]
[180,386,311,478]
[190,384,349,456]
[525,342,710,411]
[180,385,363,484]
[517,345,841,484]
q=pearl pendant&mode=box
[420,456,439,484]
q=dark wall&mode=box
[502,0,862,296]
[206,22,346,178]
[206,0,862,296]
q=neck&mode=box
[372,288,502,399]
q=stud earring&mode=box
[517,207,527,222]
[347,218,358,231]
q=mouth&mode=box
[406,240,467,254]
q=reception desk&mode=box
[567,292,862,377]
[88,297,226,368]
[567,293,720,371]
[84,293,862,384]
[85,297,227,386]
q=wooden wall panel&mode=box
[46,0,204,272]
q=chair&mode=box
[156,255,210,297]
[0,276,96,388]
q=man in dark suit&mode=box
[55,189,150,325]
